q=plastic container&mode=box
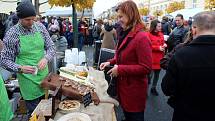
[79,51,86,65]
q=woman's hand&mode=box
[163,43,167,48]
[160,46,165,52]
[100,62,110,70]
[107,65,118,77]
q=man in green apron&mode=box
[0,40,13,121]
[0,1,55,118]
[0,76,14,121]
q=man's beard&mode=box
[23,24,33,29]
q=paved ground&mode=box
[12,46,173,121]
[12,114,28,121]
[83,45,95,67]
[145,70,173,121]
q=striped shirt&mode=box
[0,22,55,72]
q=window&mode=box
[156,6,159,9]
[193,0,198,8]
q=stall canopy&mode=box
[44,6,93,17]
[169,8,205,20]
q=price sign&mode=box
[82,92,92,107]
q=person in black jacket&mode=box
[167,14,188,52]
[160,29,193,70]
[0,19,5,40]
[161,16,171,35]
[161,11,215,121]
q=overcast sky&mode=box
[93,0,120,17]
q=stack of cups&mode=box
[71,48,79,65]
[78,51,86,65]
[64,48,86,66]
[64,49,72,64]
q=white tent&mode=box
[44,6,93,18]
[169,8,205,20]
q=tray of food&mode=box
[41,73,100,104]
[59,67,91,86]
[59,100,80,113]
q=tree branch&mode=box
[39,0,48,5]
[0,0,17,3]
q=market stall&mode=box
[43,6,93,18]
[169,8,205,20]
[30,65,118,121]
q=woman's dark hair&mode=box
[149,19,160,34]
[183,28,193,44]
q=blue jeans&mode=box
[124,111,145,121]
[78,33,84,51]
[25,95,44,119]
[0,67,12,81]
[64,31,73,48]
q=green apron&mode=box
[15,24,48,100]
[0,76,13,121]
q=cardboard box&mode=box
[17,98,27,114]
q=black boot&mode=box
[151,88,159,96]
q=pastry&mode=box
[77,71,88,77]
[59,100,80,111]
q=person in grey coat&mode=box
[100,20,117,50]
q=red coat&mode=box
[109,24,152,112]
[147,32,165,69]
[63,23,72,32]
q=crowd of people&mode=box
[100,1,215,121]
[0,0,215,121]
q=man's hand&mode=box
[0,39,3,51]
[38,58,48,70]
[107,65,118,77]
[19,66,35,74]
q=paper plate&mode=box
[57,112,91,121]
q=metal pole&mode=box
[72,3,78,48]
[34,0,39,15]
[148,0,150,15]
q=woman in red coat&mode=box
[147,19,166,96]
[100,1,152,121]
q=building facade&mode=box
[96,0,206,19]
[0,0,50,14]
[137,0,205,15]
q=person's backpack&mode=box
[92,25,98,38]
[160,43,184,70]
[93,25,102,38]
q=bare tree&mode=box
[34,0,48,15]
[0,0,17,3]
